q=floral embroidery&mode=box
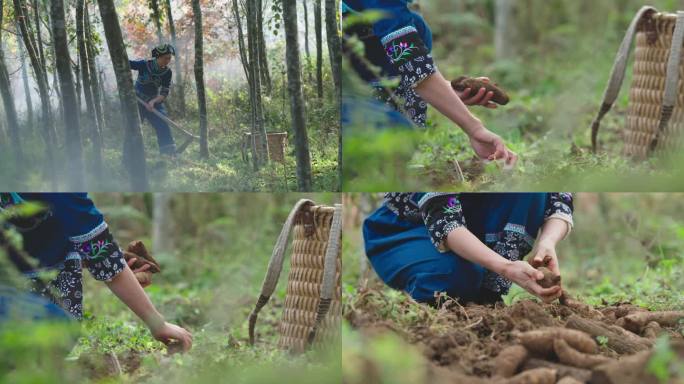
[386,41,416,64]
[78,237,115,262]
[444,197,460,215]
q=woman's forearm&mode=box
[445,227,509,274]
[414,70,483,134]
[150,95,165,105]
[105,264,165,331]
[537,218,569,247]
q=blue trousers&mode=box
[341,96,414,132]
[138,102,176,155]
[0,285,71,322]
[363,194,547,304]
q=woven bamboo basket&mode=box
[241,132,288,163]
[248,200,342,354]
[626,12,684,157]
[278,205,342,352]
[592,8,684,159]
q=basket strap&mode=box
[650,11,684,154]
[590,6,658,153]
[306,203,343,348]
[248,198,316,345]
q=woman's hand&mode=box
[456,77,497,109]
[149,322,193,353]
[468,127,518,166]
[500,260,562,303]
[529,240,561,277]
[145,101,156,112]
[126,257,152,287]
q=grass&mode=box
[341,0,684,192]
[0,61,339,193]
[0,193,341,383]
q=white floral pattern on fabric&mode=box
[380,29,436,128]
[29,256,83,320]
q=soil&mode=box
[344,288,684,383]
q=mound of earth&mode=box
[344,288,684,384]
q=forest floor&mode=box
[341,193,684,383]
[343,288,684,384]
[0,194,341,383]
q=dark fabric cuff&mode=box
[418,193,467,252]
[381,27,436,89]
[71,225,126,282]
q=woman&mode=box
[363,193,573,305]
[0,193,192,352]
[343,0,517,166]
[130,43,177,156]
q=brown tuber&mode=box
[493,345,529,378]
[642,321,662,339]
[450,76,510,105]
[553,338,612,368]
[622,310,684,333]
[536,266,561,289]
[496,368,556,384]
[517,327,598,355]
[125,241,161,273]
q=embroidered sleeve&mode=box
[381,27,436,90]
[70,223,126,282]
[159,70,172,97]
[418,193,466,252]
[129,59,145,71]
[544,193,574,236]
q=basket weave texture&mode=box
[627,12,684,158]
[278,205,341,352]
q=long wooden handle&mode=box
[135,96,199,139]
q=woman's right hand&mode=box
[468,127,518,167]
[150,321,193,353]
[500,260,562,303]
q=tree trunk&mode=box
[149,0,164,44]
[495,0,515,60]
[192,0,208,158]
[51,0,85,190]
[76,0,103,179]
[246,0,268,168]
[325,0,341,100]
[85,3,105,135]
[17,22,33,132]
[303,0,311,81]
[152,193,174,255]
[163,0,185,117]
[32,0,48,92]
[256,0,271,94]
[74,56,82,113]
[232,0,250,83]
[283,0,312,191]
[0,3,24,164]
[97,0,149,190]
[314,0,323,99]
[13,0,57,188]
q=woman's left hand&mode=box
[145,101,156,112]
[457,77,498,109]
[529,240,561,277]
[126,258,152,287]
